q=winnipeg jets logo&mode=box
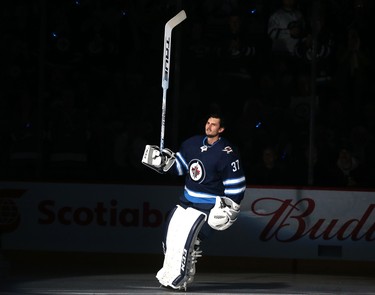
[189,159,206,183]
[223,146,233,154]
[190,162,201,180]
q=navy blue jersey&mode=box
[172,135,246,205]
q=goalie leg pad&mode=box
[156,205,207,290]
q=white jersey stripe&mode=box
[185,186,220,199]
[176,152,188,169]
[223,176,246,186]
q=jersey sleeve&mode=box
[220,150,247,204]
[170,139,191,176]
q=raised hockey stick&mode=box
[160,10,187,151]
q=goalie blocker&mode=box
[142,145,176,174]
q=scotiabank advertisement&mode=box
[1,182,374,261]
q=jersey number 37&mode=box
[231,160,240,172]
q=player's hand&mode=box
[161,148,176,172]
[141,145,175,173]
[208,197,240,231]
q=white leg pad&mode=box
[156,205,207,290]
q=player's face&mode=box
[205,117,224,138]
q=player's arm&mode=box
[208,153,246,231]
[170,139,192,176]
[221,151,247,204]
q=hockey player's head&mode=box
[205,114,225,141]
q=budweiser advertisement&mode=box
[1,182,374,261]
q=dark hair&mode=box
[209,113,226,129]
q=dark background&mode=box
[0,0,374,188]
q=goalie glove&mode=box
[161,147,176,172]
[141,145,176,174]
[208,197,240,231]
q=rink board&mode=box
[1,181,374,261]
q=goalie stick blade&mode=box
[166,10,187,31]
[162,10,187,89]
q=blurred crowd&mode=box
[0,0,374,188]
